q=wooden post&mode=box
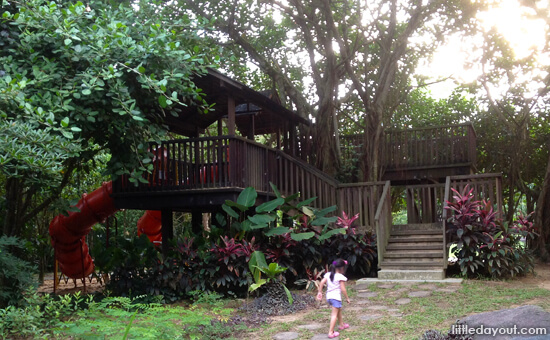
[161,210,174,256]
[228,96,236,136]
[248,115,255,140]
[79,238,87,294]
[192,210,202,235]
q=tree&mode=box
[0,0,216,237]
[175,0,481,180]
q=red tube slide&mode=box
[137,210,162,245]
[49,181,162,279]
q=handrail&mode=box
[374,181,392,266]
[384,122,475,133]
[442,176,451,269]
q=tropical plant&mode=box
[248,251,293,306]
[446,186,537,278]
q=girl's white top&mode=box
[324,272,347,301]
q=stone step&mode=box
[380,260,444,268]
[388,236,443,243]
[384,251,442,258]
[391,229,442,236]
[386,244,443,251]
[378,269,445,280]
[392,223,442,232]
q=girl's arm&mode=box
[316,278,327,300]
[340,281,350,303]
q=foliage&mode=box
[446,186,537,278]
[0,236,37,307]
[0,0,216,238]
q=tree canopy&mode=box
[0,0,216,236]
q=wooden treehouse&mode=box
[110,68,503,280]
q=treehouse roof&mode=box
[159,68,310,137]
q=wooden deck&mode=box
[342,123,477,182]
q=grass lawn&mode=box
[20,264,550,339]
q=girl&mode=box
[316,259,351,338]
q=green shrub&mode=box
[0,236,37,307]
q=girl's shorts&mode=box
[327,299,342,308]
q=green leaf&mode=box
[290,232,315,241]
[264,227,289,237]
[138,66,146,73]
[237,187,257,208]
[255,197,284,213]
[248,279,266,292]
[64,38,72,46]
[283,285,293,305]
[302,206,314,217]
[315,205,338,217]
[221,204,239,218]
[61,117,69,127]
[158,95,167,108]
[318,228,347,241]
[248,251,267,283]
[82,89,91,95]
[250,223,268,230]
[283,192,300,203]
[311,216,338,226]
[248,214,276,225]
[269,182,282,197]
[296,197,317,208]
[224,200,248,212]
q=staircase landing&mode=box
[378,223,446,280]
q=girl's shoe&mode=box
[338,323,350,330]
[328,331,340,338]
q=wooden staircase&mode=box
[378,223,446,280]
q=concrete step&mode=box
[378,269,445,280]
[386,244,443,251]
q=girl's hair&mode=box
[329,259,348,282]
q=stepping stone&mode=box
[311,334,331,340]
[354,283,370,291]
[357,292,378,298]
[408,290,432,298]
[387,308,400,312]
[347,306,366,312]
[273,331,300,340]
[378,283,395,289]
[297,324,323,331]
[369,305,389,310]
[435,287,459,294]
[359,314,382,321]
[395,298,412,305]
[417,283,438,290]
[355,300,371,305]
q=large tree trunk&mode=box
[534,153,550,261]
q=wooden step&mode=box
[378,269,445,280]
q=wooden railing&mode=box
[384,123,476,170]
[114,136,385,228]
[375,181,392,265]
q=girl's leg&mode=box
[329,307,339,334]
[337,308,343,326]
